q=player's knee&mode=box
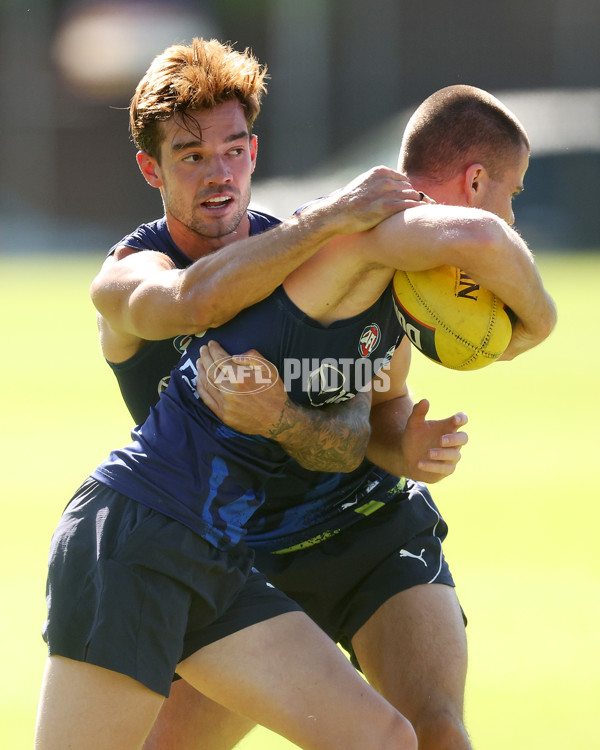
[414,710,471,750]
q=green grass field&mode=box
[1,251,598,748]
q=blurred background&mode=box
[1,0,599,254]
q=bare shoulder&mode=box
[90,246,176,307]
[283,232,393,324]
[93,246,175,285]
[90,246,178,361]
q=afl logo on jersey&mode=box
[358,324,381,357]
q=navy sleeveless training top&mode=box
[106,211,280,425]
[93,282,405,550]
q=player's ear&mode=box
[136,151,163,188]
[463,163,488,206]
[249,134,258,174]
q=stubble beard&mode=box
[183,183,252,241]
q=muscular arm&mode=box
[90,167,423,362]
[262,391,372,472]
[195,341,372,472]
[196,339,466,479]
[368,204,558,353]
[286,203,556,357]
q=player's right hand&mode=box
[195,340,288,438]
[304,166,427,236]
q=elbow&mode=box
[179,284,220,333]
[538,292,558,341]
[341,420,372,473]
[300,451,365,474]
[329,453,367,474]
[518,284,558,347]
[89,274,109,314]
[326,422,372,474]
[295,421,371,474]
[179,278,258,333]
[338,453,368,473]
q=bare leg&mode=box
[352,583,472,750]
[177,611,417,750]
[143,680,255,750]
[35,656,164,750]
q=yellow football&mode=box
[392,266,513,371]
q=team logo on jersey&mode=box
[158,375,171,395]
[172,331,208,354]
[306,363,354,407]
[358,323,381,357]
[172,335,194,354]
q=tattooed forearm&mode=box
[266,390,373,472]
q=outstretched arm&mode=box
[195,341,372,472]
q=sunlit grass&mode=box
[1,252,597,749]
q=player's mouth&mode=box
[200,195,234,211]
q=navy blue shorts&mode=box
[42,477,301,696]
[253,480,458,668]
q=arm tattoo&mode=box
[267,390,372,472]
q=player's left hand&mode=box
[399,399,469,483]
[196,340,289,437]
